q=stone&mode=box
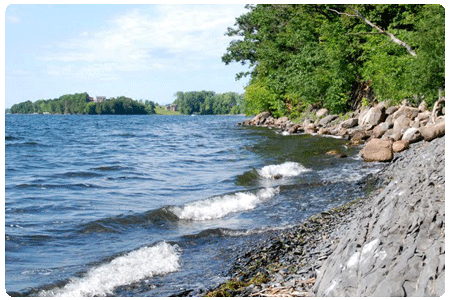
[392,140,409,152]
[252,111,271,125]
[385,106,398,116]
[341,118,358,129]
[419,123,445,141]
[316,108,329,118]
[275,116,289,126]
[415,111,431,123]
[392,106,420,121]
[418,101,427,112]
[360,138,393,162]
[393,115,411,135]
[359,106,386,128]
[372,122,390,138]
[318,128,330,135]
[319,115,339,127]
[288,124,302,134]
[402,127,422,143]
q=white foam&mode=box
[257,162,310,179]
[171,187,279,221]
[39,242,180,297]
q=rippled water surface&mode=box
[5,114,380,296]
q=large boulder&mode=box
[385,106,399,116]
[360,138,393,162]
[419,123,445,141]
[275,116,289,127]
[359,106,386,128]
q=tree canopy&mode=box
[223,4,445,117]
[173,91,243,115]
[9,93,156,115]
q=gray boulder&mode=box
[359,106,386,128]
[341,118,358,129]
[316,108,329,118]
[402,127,422,143]
[393,106,420,120]
[393,115,411,135]
[372,122,390,138]
[318,114,339,127]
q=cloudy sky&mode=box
[4,3,249,108]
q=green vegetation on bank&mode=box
[173,91,244,115]
[223,4,445,117]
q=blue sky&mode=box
[4,3,250,108]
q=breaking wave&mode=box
[170,187,280,221]
[38,242,180,297]
[257,162,310,179]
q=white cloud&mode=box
[41,5,247,79]
[7,15,21,24]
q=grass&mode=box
[154,106,182,115]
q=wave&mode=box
[78,208,179,234]
[170,187,279,221]
[38,242,180,297]
[257,162,311,179]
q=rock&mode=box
[341,118,358,129]
[392,140,409,152]
[392,106,420,121]
[360,138,393,162]
[288,124,302,134]
[303,118,312,128]
[359,106,386,128]
[316,108,329,118]
[252,111,271,125]
[372,122,390,138]
[418,101,427,112]
[385,106,399,116]
[442,107,445,115]
[402,128,422,143]
[419,122,445,141]
[326,150,339,155]
[275,116,289,127]
[318,128,330,135]
[319,115,339,127]
[415,111,431,122]
[305,124,317,134]
[393,115,411,135]
[273,174,283,180]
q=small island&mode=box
[7,90,244,116]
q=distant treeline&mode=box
[173,91,243,115]
[9,93,156,115]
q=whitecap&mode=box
[170,187,279,221]
[257,162,310,179]
[39,242,180,297]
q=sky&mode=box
[3,3,250,108]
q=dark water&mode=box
[5,114,381,296]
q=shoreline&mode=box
[204,136,444,297]
[202,103,445,296]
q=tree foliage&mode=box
[224,4,445,116]
[9,93,155,115]
[173,91,243,115]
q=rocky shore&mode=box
[203,101,445,297]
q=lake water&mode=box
[5,114,381,296]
